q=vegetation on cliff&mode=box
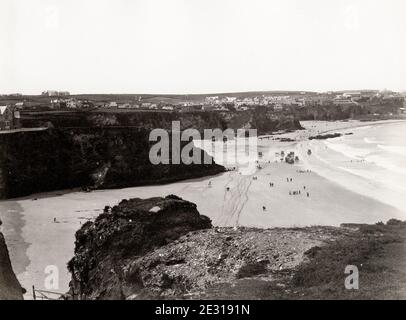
[0,128,224,199]
[20,108,303,136]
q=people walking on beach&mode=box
[289,190,306,196]
[307,192,310,197]
[262,206,266,211]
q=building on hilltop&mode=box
[0,105,19,130]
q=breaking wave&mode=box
[365,155,406,174]
[323,141,371,159]
[377,144,406,157]
[364,137,382,144]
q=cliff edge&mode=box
[0,128,225,199]
[67,195,212,299]
[0,222,23,300]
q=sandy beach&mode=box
[1,119,406,299]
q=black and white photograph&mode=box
[1,0,406,308]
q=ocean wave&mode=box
[336,165,406,192]
[366,154,406,175]
[377,144,406,157]
[323,141,371,159]
[352,125,373,131]
[364,137,382,144]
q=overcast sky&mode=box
[1,0,405,94]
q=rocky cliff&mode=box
[0,128,224,199]
[292,101,403,121]
[67,195,212,299]
[221,107,303,133]
[67,196,406,300]
[0,109,305,199]
[0,222,23,300]
[21,109,303,136]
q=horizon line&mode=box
[2,88,404,97]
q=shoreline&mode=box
[1,119,405,299]
[0,201,30,278]
[258,119,406,140]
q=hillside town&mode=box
[0,89,405,131]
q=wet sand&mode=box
[0,202,30,276]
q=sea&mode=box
[307,121,406,214]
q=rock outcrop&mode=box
[67,195,212,299]
[0,223,23,300]
[67,196,345,300]
[121,226,342,299]
[308,133,342,140]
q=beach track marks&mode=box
[217,173,253,227]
